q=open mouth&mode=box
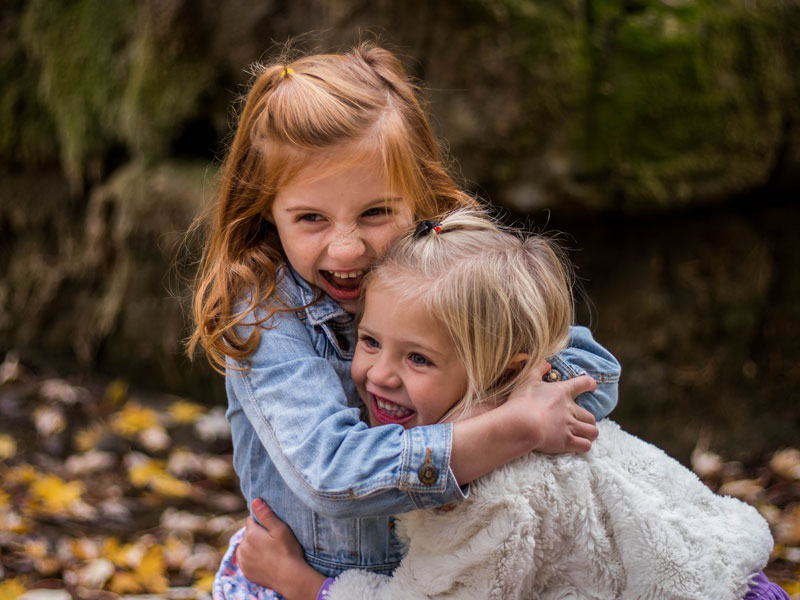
[320,269,365,290]
[370,393,416,426]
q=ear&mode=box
[506,353,529,372]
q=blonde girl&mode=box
[189,43,620,599]
[239,210,782,600]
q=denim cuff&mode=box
[402,423,469,509]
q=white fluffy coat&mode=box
[328,421,773,600]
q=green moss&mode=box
[120,20,215,162]
[20,0,136,184]
[577,1,793,207]
[0,14,59,166]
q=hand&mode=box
[237,499,327,600]
[505,360,599,454]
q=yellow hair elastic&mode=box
[281,67,294,79]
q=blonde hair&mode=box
[365,209,574,421]
[189,42,478,372]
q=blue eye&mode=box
[359,335,380,349]
[409,353,431,366]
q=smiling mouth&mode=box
[321,269,365,291]
[370,393,416,426]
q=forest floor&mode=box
[1,351,799,599]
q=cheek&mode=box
[350,352,368,387]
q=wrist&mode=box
[284,566,327,600]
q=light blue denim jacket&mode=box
[226,266,620,577]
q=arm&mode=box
[240,495,535,600]
[230,306,467,517]
[233,309,601,518]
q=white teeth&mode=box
[328,270,364,279]
[376,397,413,417]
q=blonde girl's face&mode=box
[269,152,413,313]
[352,282,469,429]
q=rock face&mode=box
[1,0,798,458]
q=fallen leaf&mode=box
[193,571,215,593]
[168,400,207,425]
[76,557,115,588]
[138,425,171,453]
[136,544,168,593]
[30,474,84,514]
[4,464,40,485]
[0,434,17,460]
[193,408,230,442]
[105,379,129,406]
[73,422,111,453]
[108,571,142,595]
[64,450,116,476]
[112,403,159,438]
[775,504,800,546]
[717,478,765,504]
[39,379,85,405]
[0,578,26,600]
[32,405,66,437]
[771,449,800,481]
[0,351,22,384]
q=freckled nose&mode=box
[328,229,366,260]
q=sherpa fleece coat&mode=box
[328,420,773,600]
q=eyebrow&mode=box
[282,197,405,212]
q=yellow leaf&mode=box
[30,474,83,513]
[0,489,9,508]
[128,458,191,497]
[0,434,16,460]
[109,571,142,595]
[4,464,39,485]
[150,472,192,498]
[128,458,167,488]
[112,402,159,438]
[168,400,207,424]
[74,422,110,452]
[136,544,168,594]
[105,379,129,405]
[193,570,215,592]
[0,578,26,600]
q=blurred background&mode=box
[1,0,800,596]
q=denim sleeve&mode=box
[228,309,467,519]
[547,325,621,421]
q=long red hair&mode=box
[188,42,478,372]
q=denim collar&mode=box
[283,264,354,326]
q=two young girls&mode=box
[189,43,620,599]
[237,210,784,600]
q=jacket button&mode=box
[544,369,562,382]
[418,448,438,485]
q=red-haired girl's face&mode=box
[270,154,413,312]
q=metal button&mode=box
[543,369,562,382]
[417,448,438,485]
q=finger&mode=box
[563,374,597,398]
[571,419,599,442]
[531,360,552,379]
[572,404,597,426]
[567,435,593,454]
[252,498,284,532]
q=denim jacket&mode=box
[226,266,620,577]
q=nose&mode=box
[367,353,400,389]
[328,226,366,262]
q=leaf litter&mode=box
[1,351,798,598]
